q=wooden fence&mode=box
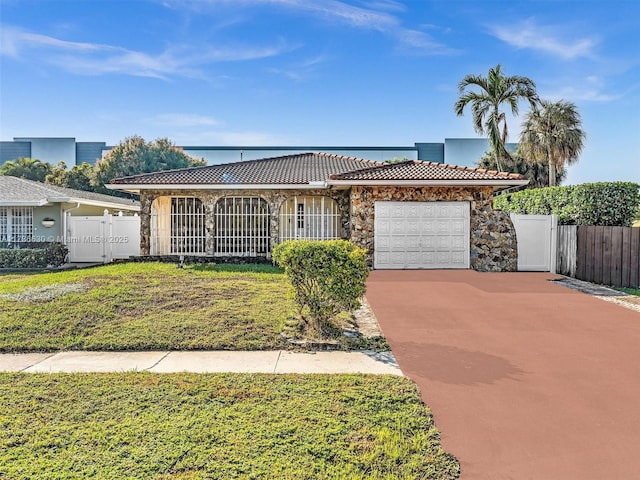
[556,226,640,288]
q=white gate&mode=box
[67,212,140,263]
[510,214,557,272]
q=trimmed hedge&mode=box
[0,242,68,268]
[494,182,640,226]
[272,240,369,331]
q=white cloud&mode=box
[543,76,623,102]
[491,19,597,60]
[0,25,117,57]
[0,25,294,79]
[171,0,455,55]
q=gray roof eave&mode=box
[47,196,140,211]
[0,200,50,207]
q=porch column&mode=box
[139,193,156,256]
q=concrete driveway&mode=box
[366,270,640,480]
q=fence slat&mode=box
[601,226,612,286]
[632,228,640,288]
[610,227,623,287]
[570,226,639,288]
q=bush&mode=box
[0,242,68,268]
[272,240,369,336]
[494,182,640,226]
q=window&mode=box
[150,197,206,255]
[279,196,341,241]
[214,197,270,256]
[0,207,33,243]
[297,203,305,229]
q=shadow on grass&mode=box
[190,263,284,274]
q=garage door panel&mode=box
[437,221,451,234]
[376,203,392,218]
[406,221,419,235]
[451,219,466,234]
[419,204,436,218]
[419,219,436,234]
[374,201,470,269]
[376,235,391,251]
[405,235,421,251]
[450,236,466,249]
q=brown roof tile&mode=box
[109,153,527,188]
[328,160,526,182]
[110,153,381,185]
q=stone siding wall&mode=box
[138,189,351,256]
[138,186,517,272]
[349,186,517,272]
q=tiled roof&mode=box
[109,153,527,188]
[110,153,381,185]
[0,175,140,207]
[329,160,526,182]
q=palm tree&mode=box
[518,100,585,187]
[454,64,538,171]
[0,157,53,182]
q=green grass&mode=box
[0,262,296,352]
[616,287,640,296]
[0,373,460,479]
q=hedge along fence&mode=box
[0,242,68,268]
[494,182,640,226]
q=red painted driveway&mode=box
[366,270,640,480]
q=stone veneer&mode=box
[138,186,517,272]
[349,186,518,272]
[138,189,351,256]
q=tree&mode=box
[93,136,206,195]
[454,64,538,172]
[0,157,53,182]
[518,100,585,187]
[477,150,566,189]
[45,161,95,192]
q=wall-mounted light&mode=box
[41,217,55,228]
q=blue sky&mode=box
[0,0,638,184]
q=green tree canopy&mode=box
[518,100,585,187]
[454,64,538,172]
[0,157,53,182]
[45,161,95,192]
[93,136,206,194]
[477,150,566,189]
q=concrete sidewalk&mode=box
[0,350,403,375]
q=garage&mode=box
[374,201,470,269]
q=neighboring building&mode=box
[0,137,514,168]
[0,176,139,244]
[108,152,527,271]
[0,137,106,168]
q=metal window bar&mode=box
[150,197,206,255]
[278,196,341,241]
[0,207,33,243]
[214,197,270,256]
[171,198,206,255]
[0,208,7,243]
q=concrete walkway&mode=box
[0,350,403,375]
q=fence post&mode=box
[103,209,112,264]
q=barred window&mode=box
[214,197,270,256]
[0,207,33,243]
[279,196,340,241]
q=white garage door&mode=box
[374,201,470,269]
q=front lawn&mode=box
[616,287,640,296]
[0,373,460,479]
[0,262,295,352]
